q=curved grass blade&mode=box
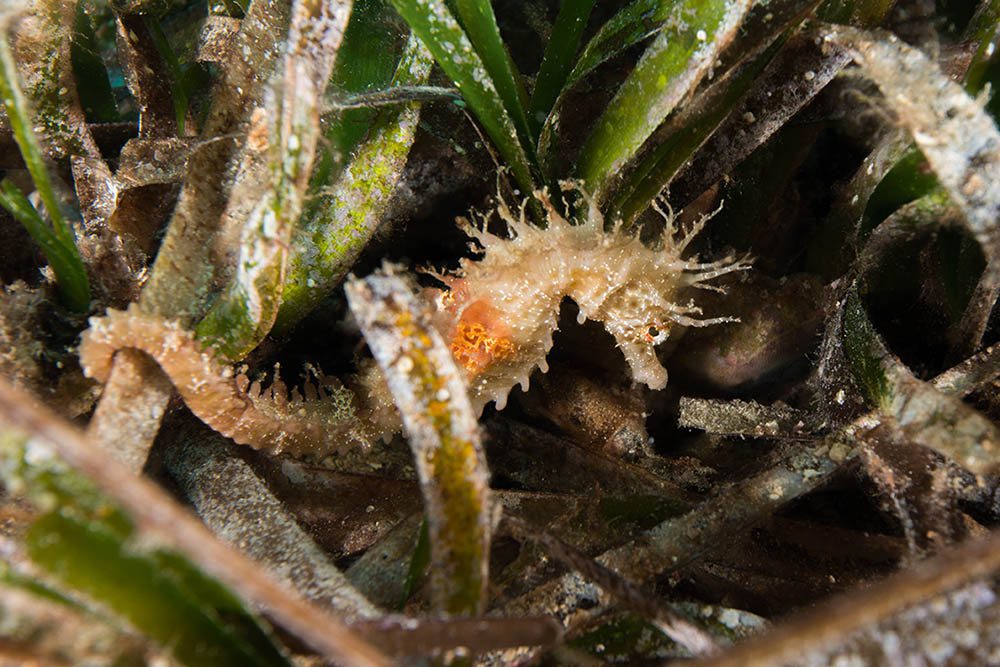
[450,0,532,150]
[825,26,1000,264]
[854,191,984,329]
[389,0,537,196]
[608,40,776,225]
[607,0,832,222]
[838,7,997,268]
[566,0,671,92]
[575,0,752,202]
[139,0,291,323]
[345,269,493,617]
[276,34,433,331]
[661,33,850,210]
[83,0,294,476]
[195,0,352,360]
[528,0,596,137]
[860,148,940,238]
[964,0,1000,93]
[539,0,774,172]
[537,0,672,174]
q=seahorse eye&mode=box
[644,324,668,344]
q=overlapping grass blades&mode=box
[575,0,752,201]
[0,28,90,312]
[0,431,293,667]
[195,0,352,359]
[388,0,537,196]
[277,31,433,330]
[391,0,755,218]
[450,0,532,150]
[528,0,596,135]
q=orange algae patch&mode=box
[449,300,515,376]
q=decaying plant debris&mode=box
[2,0,1000,664]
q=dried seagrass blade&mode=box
[140,0,291,323]
[663,33,851,212]
[678,397,817,438]
[161,425,381,619]
[504,515,720,658]
[499,332,1000,660]
[350,615,563,657]
[823,27,1000,253]
[85,349,171,473]
[346,267,493,617]
[87,0,295,469]
[114,14,177,139]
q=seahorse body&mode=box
[79,192,745,456]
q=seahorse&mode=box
[79,187,747,455]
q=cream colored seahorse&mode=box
[79,188,747,455]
